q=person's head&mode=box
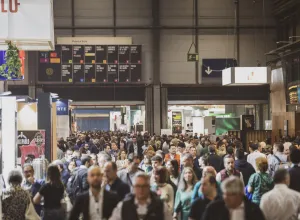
[128,154,140,173]
[168,144,176,155]
[8,169,23,186]
[133,173,151,202]
[81,155,93,168]
[202,166,217,177]
[105,144,111,153]
[255,157,268,173]
[284,142,291,156]
[88,166,103,190]
[290,148,300,164]
[249,143,259,152]
[154,166,168,184]
[65,149,74,162]
[235,148,245,160]
[190,146,197,157]
[72,150,80,159]
[273,169,290,186]
[151,155,163,171]
[177,142,186,153]
[166,159,179,178]
[144,140,149,146]
[221,176,245,209]
[98,152,112,168]
[23,164,34,179]
[226,146,234,156]
[51,160,64,173]
[200,175,217,197]
[47,165,62,186]
[224,155,235,172]
[181,153,194,168]
[111,141,118,151]
[90,154,98,165]
[273,142,284,154]
[103,162,118,182]
[132,136,137,143]
[208,145,216,154]
[68,160,77,172]
[178,167,197,191]
[84,143,89,150]
[118,150,127,160]
[199,155,209,169]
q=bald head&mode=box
[88,166,103,190]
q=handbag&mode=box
[25,200,41,220]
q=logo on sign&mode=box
[1,0,20,13]
[57,106,67,112]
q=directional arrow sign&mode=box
[205,66,213,75]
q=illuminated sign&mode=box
[222,67,269,86]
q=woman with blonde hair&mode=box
[173,167,198,220]
[247,157,274,205]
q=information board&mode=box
[38,45,142,83]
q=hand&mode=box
[27,176,35,184]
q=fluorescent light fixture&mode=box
[50,93,58,97]
[69,100,73,103]
[0,91,12,96]
[16,98,26,102]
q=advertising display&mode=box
[240,115,255,131]
[172,111,182,133]
[0,0,54,50]
[215,118,240,135]
[38,45,142,83]
[222,67,269,86]
[0,50,25,80]
[18,130,45,165]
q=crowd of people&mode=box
[3,131,300,220]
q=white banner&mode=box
[0,0,54,50]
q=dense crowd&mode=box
[3,131,300,220]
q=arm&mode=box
[109,201,123,220]
[216,172,221,182]
[247,174,255,193]
[68,195,83,220]
[239,172,244,186]
[33,192,42,205]
[81,172,89,191]
[173,190,182,218]
[191,182,200,202]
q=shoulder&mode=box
[104,189,119,201]
[206,199,225,211]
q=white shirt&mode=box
[89,188,104,220]
[247,150,266,171]
[260,184,300,220]
[109,198,173,220]
[229,202,245,220]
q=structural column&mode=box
[161,87,168,129]
[28,51,38,99]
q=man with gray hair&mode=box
[109,172,172,220]
[202,176,265,220]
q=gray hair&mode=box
[132,172,150,186]
[221,176,244,194]
[8,169,23,185]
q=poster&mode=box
[172,111,182,134]
[17,130,45,165]
[240,115,255,131]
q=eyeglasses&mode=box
[134,184,150,189]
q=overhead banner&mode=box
[0,0,54,50]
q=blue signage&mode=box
[202,59,237,78]
[56,99,69,115]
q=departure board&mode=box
[38,45,142,83]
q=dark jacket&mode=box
[128,142,143,158]
[76,167,89,192]
[121,192,164,220]
[235,159,256,186]
[68,190,119,220]
[106,177,130,200]
[202,198,265,220]
[208,153,223,172]
[289,165,300,192]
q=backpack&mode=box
[273,155,291,171]
[66,168,82,204]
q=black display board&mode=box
[38,45,142,83]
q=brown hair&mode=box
[154,166,169,184]
[255,157,268,173]
[177,167,198,191]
